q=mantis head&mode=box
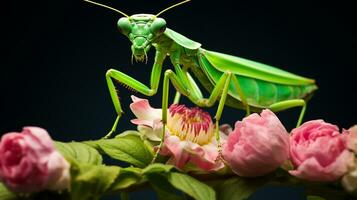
[118,15,166,63]
[84,0,190,64]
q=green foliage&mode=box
[142,163,175,174]
[84,131,154,167]
[108,167,142,191]
[167,172,216,200]
[67,162,216,200]
[0,183,17,200]
[70,163,121,200]
[212,177,269,200]
[146,173,183,200]
[55,141,102,165]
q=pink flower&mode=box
[289,120,353,182]
[0,127,70,193]
[223,109,290,177]
[129,95,225,171]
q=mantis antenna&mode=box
[156,0,191,17]
[83,0,130,18]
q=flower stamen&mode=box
[167,104,214,145]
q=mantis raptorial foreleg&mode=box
[104,51,166,138]
[269,99,307,127]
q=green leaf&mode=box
[70,163,121,200]
[109,167,143,191]
[307,196,326,200]
[0,183,17,200]
[84,131,154,167]
[214,177,267,200]
[142,163,175,174]
[147,173,183,200]
[167,172,216,200]
[54,141,102,165]
[69,163,147,200]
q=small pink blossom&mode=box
[130,95,225,171]
[223,109,290,177]
[0,127,70,193]
[289,120,353,182]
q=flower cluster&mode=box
[0,96,356,197]
[129,95,356,183]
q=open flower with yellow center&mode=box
[129,96,226,171]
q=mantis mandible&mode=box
[84,0,318,160]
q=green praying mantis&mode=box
[84,0,317,159]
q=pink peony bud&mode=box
[0,127,70,193]
[223,109,290,177]
[289,120,354,182]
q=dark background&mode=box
[1,0,356,199]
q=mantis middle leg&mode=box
[172,71,251,116]
[104,51,166,138]
[172,69,203,104]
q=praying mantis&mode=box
[84,0,317,158]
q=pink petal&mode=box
[161,136,190,169]
[190,142,223,171]
[46,152,70,191]
[22,127,54,151]
[289,150,353,181]
[130,95,162,121]
[137,125,162,142]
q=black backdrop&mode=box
[1,0,356,199]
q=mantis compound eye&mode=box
[117,17,131,35]
[150,18,166,35]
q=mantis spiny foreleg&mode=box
[104,51,166,138]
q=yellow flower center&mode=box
[167,104,215,145]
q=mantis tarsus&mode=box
[84,0,318,161]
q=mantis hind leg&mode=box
[268,99,307,127]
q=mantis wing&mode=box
[164,28,201,50]
[202,50,315,86]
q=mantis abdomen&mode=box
[191,51,318,111]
